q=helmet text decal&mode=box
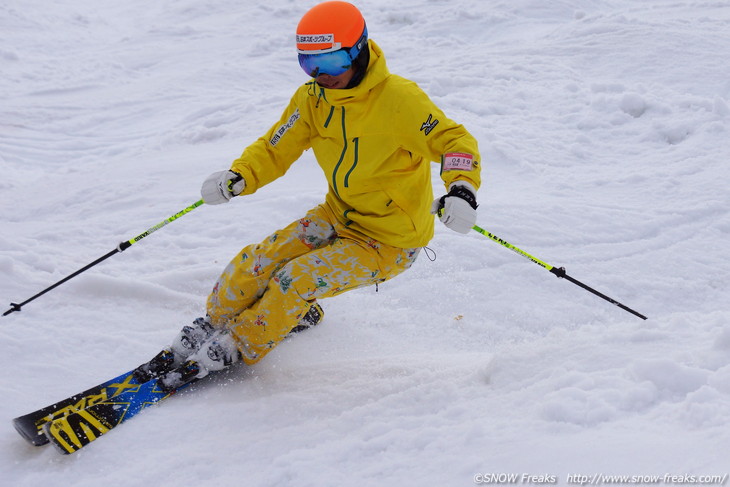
[296,34,335,45]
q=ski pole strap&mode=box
[3,199,205,317]
[471,224,647,320]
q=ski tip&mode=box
[12,416,50,447]
[42,422,78,455]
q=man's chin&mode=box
[316,79,340,89]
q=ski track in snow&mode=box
[1,1,729,485]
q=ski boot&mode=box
[157,329,240,392]
[288,301,324,335]
[143,302,324,388]
[134,317,215,382]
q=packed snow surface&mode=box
[2,1,729,486]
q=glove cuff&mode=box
[227,171,245,196]
[442,182,478,210]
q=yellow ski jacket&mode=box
[231,40,481,248]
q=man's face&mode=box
[316,67,355,90]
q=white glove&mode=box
[431,182,478,234]
[201,170,245,205]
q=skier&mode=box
[165,1,482,384]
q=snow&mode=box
[1,0,729,485]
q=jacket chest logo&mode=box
[420,114,439,135]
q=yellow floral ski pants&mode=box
[207,203,420,364]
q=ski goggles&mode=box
[297,28,368,78]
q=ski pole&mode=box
[471,224,647,320]
[3,199,205,317]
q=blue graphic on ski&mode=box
[13,349,176,446]
[13,368,141,446]
[43,372,196,454]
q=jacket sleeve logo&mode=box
[420,114,439,136]
[270,109,301,146]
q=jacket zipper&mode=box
[344,137,359,188]
[331,107,347,197]
[330,108,360,196]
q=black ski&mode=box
[14,302,324,452]
[43,360,202,454]
[12,349,176,446]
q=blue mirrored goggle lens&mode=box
[298,27,368,79]
[298,49,353,77]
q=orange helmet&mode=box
[296,1,367,54]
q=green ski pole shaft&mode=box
[3,199,204,317]
[117,199,204,251]
[471,224,647,320]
